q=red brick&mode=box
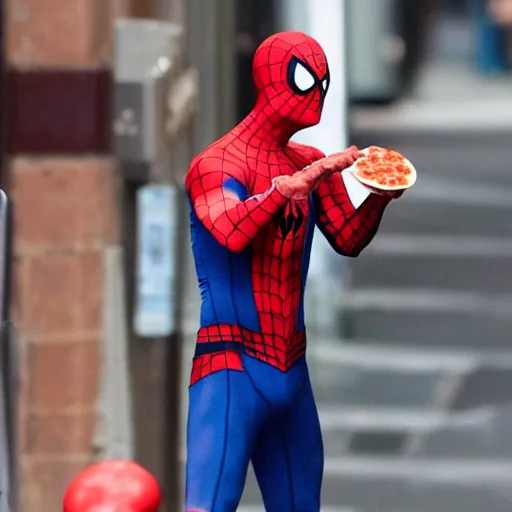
[76,341,101,408]
[25,411,97,455]
[7,0,109,67]
[26,413,79,455]
[25,252,80,335]
[12,157,117,251]
[30,343,81,410]
[30,340,100,411]
[78,251,104,332]
[11,255,29,328]
[77,411,97,455]
[24,250,104,336]
[21,458,89,512]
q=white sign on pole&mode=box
[134,184,177,338]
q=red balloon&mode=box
[79,506,134,512]
[63,460,162,512]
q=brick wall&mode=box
[5,1,126,509]
[12,158,116,511]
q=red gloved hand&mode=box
[63,460,161,512]
[274,146,363,199]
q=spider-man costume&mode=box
[185,31,398,512]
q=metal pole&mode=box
[0,190,13,512]
[0,191,7,512]
[1,3,17,509]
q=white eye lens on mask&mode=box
[293,61,315,92]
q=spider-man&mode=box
[185,31,402,512]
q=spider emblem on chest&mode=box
[277,202,304,238]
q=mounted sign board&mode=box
[134,185,177,338]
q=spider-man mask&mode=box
[253,31,330,130]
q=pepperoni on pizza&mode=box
[350,146,417,191]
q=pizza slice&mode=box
[349,145,417,191]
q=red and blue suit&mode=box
[185,31,394,512]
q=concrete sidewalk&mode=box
[352,63,512,133]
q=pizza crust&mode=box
[349,146,417,191]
